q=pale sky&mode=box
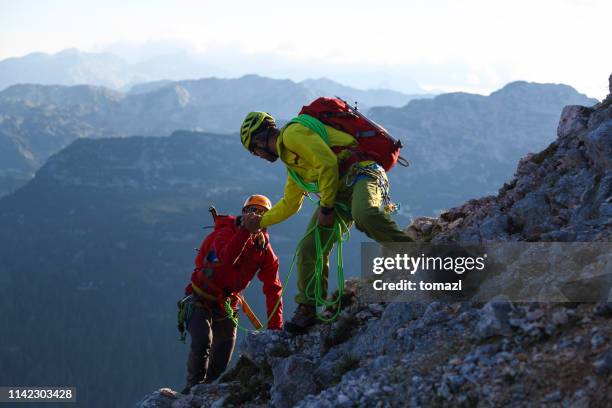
[0,0,610,98]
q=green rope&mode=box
[221,231,304,332]
[288,114,330,145]
[224,299,252,332]
[285,113,331,197]
[229,114,351,330]
[303,214,350,322]
[226,201,349,332]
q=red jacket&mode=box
[185,215,283,330]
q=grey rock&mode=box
[574,388,586,399]
[368,303,385,314]
[459,362,476,375]
[572,396,592,408]
[479,213,510,239]
[210,396,226,408]
[552,309,570,325]
[542,390,562,402]
[314,359,338,386]
[557,105,592,139]
[446,374,465,392]
[271,356,317,408]
[368,356,391,371]
[241,330,285,365]
[591,333,606,349]
[495,351,514,364]
[477,300,513,339]
[583,120,612,172]
[336,393,351,408]
[133,391,175,408]
[355,310,373,320]
[593,302,612,316]
[437,381,451,399]
[526,309,545,321]
[170,394,206,408]
[594,348,612,374]
[352,302,427,356]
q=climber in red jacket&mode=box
[181,194,283,394]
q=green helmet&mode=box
[240,111,275,151]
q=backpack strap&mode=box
[284,114,333,194]
[289,114,330,145]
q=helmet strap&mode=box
[263,128,278,159]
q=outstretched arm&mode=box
[259,176,305,228]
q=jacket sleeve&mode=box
[259,176,305,228]
[257,245,283,330]
[213,225,252,266]
[194,237,207,270]
[283,126,339,208]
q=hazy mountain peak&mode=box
[0,83,125,106]
[56,47,81,57]
[490,80,588,99]
[0,48,135,91]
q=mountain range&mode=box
[0,72,433,197]
[0,48,433,98]
[0,49,136,90]
[0,85,601,407]
[0,65,601,407]
[0,76,594,202]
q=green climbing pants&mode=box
[295,167,414,305]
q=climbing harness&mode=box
[345,162,399,215]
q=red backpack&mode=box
[297,97,409,173]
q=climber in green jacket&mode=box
[239,111,414,333]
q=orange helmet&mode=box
[242,194,272,211]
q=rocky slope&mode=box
[374,81,597,218]
[135,77,611,407]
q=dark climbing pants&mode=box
[295,167,414,305]
[185,305,236,388]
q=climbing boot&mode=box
[285,304,318,334]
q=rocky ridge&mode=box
[135,75,611,408]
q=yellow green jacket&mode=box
[259,123,357,228]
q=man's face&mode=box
[242,204,267,216]
[249,128,278,163]
[251,146,278,162]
